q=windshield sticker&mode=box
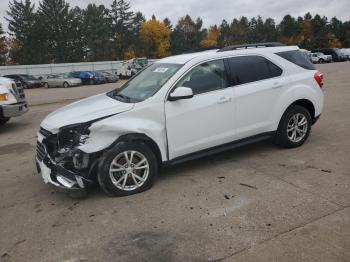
[153,68,168,73]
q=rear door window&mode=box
[276,50,315,70]
[227,56,282,85]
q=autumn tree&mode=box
[140,19,171,58]
[200,25,220,48]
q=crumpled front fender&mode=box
[78,114,168,161]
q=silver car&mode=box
[44,74,82,88]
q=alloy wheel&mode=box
[287,113,308,143]
[109,150,149,191]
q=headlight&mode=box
[58,123,91,149]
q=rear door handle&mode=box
[218,96,231,104]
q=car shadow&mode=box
[57,139,281,199]
[160,139,278,179]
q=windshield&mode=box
[108,63,182,103]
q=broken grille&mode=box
[36,141,46,161]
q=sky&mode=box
[1,0,350,31]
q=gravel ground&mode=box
[0,63,349,262]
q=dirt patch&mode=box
[0,143,33,156]
[107,232,176,262]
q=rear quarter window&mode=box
[276,50,315,70]
[227,56,282,85]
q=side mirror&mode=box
[169,87,194,101]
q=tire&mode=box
[319,59,324,64]
[98,141,158,197]
[89,79,95,85]
[0,118,10,125]
[275,105,312,148]
[44,82,49,88]
[23,83,28,89]
[63,82,69,88]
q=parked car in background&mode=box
[312,48,348,62]
[68,71,105,85]
[92,71,107,84]
[340,48,350,60]
[3,74,46,89]
[0,77,28,125]
[309,52,332,63]
[36,43,324,196]
[43,74,82,88]
[100,72,119,83]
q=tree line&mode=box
[0,0,350,65]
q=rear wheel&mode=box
[319,58,324,63]
[63,82,69,88]
[44,82,49,88]
[89,79,95,85]
[98,141,158,197]
[275,105,312,148]
[0,117,10,125]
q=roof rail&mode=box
[217,42,286,52]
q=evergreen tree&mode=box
[218,19,230,46]
[311,15,329,48]
[83,4,113,61]
[163,18,172,29]
[171,15,205,54]
[131,11,146,56]
[37,0,76,63]
[6,0,39,64]
[229,17,249,44]
[110,0,134,59]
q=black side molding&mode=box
[163,131,275,167]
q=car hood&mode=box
[41,93,134,133]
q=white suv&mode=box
[36,43,324,196]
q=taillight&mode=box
[314,71,324,88]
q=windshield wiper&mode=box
[114,93,131,102]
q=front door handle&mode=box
[272,82,283,89]
[218,96,231,104]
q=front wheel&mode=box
[98,141,158,197]
[275,105,312,148]
[0,117,10,125]
[319,59,324,64]
[63,82,69,88]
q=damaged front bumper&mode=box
[36,129,94,195]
